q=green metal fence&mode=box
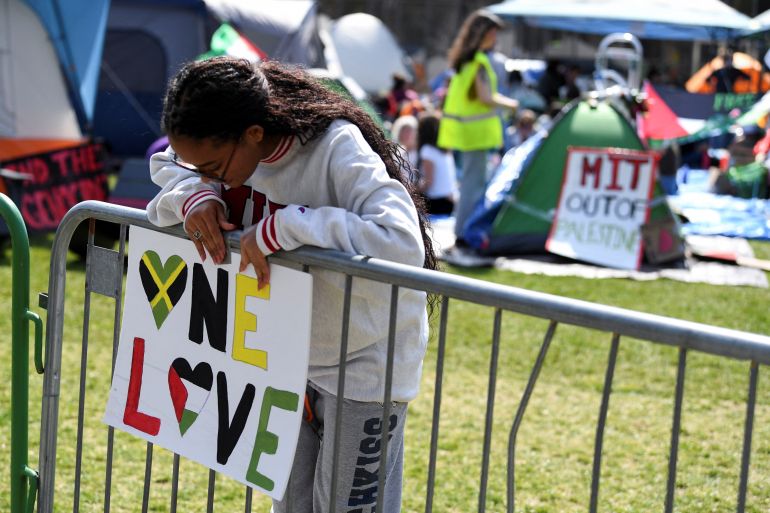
[1,193,44,513]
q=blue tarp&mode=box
[487,0,757,41]
[668,169,770,240]
[23,0,111,127]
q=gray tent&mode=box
[94,0,325,157]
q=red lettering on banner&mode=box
[49,144,103,177]
[581,156,602,189]
[606,155,650,192]
[41,188,70,223]
[624,155,648,191]
[1,142,107,232]
[17,176,107,230]
[49,151,70,177]
[606,155,624,191]
[20,194,49,230]
[57,180,79,207]
[6,158,50,184]
[123,337,161,435]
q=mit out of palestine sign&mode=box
[546,147,657,270]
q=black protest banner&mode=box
[0,141,108,232]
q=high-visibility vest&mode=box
[438,52,502,152]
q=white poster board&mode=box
[103,226,313,499]
[546,147,657,270]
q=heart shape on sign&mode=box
[168,358,213,435]
[139,251,188,329]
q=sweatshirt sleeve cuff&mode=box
[181,191,226,227]
[254,214,282,256]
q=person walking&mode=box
[438,9,518,247]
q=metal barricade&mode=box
[31,200,770,513]
[1,193,44,513]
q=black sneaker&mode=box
[454,237,470,249]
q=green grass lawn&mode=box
[1,234,769,512]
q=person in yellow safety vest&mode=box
[438,9,518,248]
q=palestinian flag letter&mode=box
[168,358,214,436]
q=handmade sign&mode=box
[103,226,313,499]
[546,147,657,270]
[0,141,108,231]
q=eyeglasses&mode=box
[172,137,241,183]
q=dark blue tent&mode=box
[94,0,325,157]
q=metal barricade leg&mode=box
[2,193,43,513]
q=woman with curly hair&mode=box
[439,9,518,247]
[147,56,436,513]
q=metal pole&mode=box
[2,193,34,513]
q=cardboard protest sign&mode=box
[0,141,108,231]
[546,147,657,270]
[103,226,313,499]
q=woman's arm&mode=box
[474,68,519,111]
[419,158,435,193]
[146,147,225,227]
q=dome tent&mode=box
[463,98,678,266]
[0,0,109,160]
[328,12,411,95]
[95,0,325,158]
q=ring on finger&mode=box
[192,230,203,240]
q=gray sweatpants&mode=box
[272,384,407,513]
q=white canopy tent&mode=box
[327,12,411,95]
[487,0,758,41]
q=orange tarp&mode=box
[0,138,86,162]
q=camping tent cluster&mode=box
[95,0,326,157]
[452,0,770,270]
[0,0,412,235]
[1,0,413,160]
[4,0,770,270]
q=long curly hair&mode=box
[161,57,438,275]
[447,10,504,72]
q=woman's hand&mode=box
[239,224,270,289]
[186,201,236,264]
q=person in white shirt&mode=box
[416,112,457,215]
[147,57,437,513]
[390,114,419,173]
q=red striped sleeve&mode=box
[260,215,280,253]
[182,190,218,217]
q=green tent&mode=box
[466,97,679,263]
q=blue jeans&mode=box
[453,149,488,239]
